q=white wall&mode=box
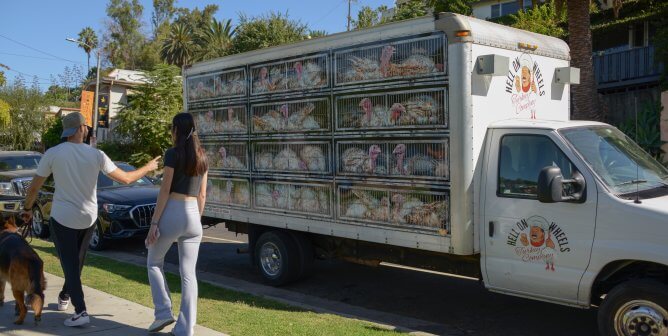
[109,85,127,120]
[472,2,493,19]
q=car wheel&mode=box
[88,221,107,251]
[598,279,668,336]
[31,208,49,239]
[254,231,300,286]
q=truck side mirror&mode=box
[537,166,586,203]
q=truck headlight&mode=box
[102,204,132,213]
[0,182,18,196]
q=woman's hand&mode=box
[145,224,160,247]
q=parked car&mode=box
[0,151,41,212]
[33,162,159,250]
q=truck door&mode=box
[482,129,597,304]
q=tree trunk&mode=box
[87,53,90,74]
[567,0,602,121]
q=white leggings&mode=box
[147,199,202,336]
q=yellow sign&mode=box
[80,91,94,127]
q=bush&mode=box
[42,117,64,150]
[618,101,664,159]
[97,141,138,163]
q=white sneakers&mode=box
[64,311,90,327]
[148,317,176,333]
[58,296,70,311]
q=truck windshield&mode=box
[0,155,41,172]
[559,126,668,195]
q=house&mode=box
[83,68,148,141]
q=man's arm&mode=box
[106,156,160,185]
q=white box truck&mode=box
[184,13,668,336]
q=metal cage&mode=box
[336,88,447,130]
[334,34,446,86]
[187,68,247,103]
[207,177,251,208]
[253,141,331,174]
[337,139,449,180]
[251,97,330,134]
[253,180,332,217]
[193,106,247,135]
[251,54,328,96]
[338,184,449,232]
[203,142,249,172]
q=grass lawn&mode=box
[30,239,402,336]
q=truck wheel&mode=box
[88,221,107,251]
[254,231,300,286]
[290,232,314,280]
[598,279,668,336]
[31,208,49,239]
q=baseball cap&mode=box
[61,112,86,137]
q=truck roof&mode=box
[0,151,41,157]
[489,119,609,130]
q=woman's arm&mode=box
[197,171,208,216]
[146,167,174,246]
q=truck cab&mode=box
[481,120,668,335]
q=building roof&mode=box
[84,68,148,91]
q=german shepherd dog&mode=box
[0,212,46,325]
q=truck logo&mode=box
[506,215,570,271]
[505,54,546,119]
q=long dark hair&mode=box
[172,112,207,176]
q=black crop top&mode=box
[164,148,203,196]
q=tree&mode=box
[173,4,219,35]
[392,0,430,21]
[352,6,384,29]
[151,0,176,38]
[0,71,5,87]
[510,1,566,39]
[429,0,474,15]
[114,64,182,166]
[104,0,146,69]
[0,76,49,151]
[161,22,197,67]
[41,117,63,150]
[0,99,10,126]
[232,11,309,54]
[308,30,328,38]
[77,27,99,72]
[196,18,235,61]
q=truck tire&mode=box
[88,221,107,251]
[597,279,668,336]
[31,207,49,239]
[254,231,300,286]
[289,232,314,280]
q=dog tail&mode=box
[29,258,46,297]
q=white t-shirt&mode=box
[36,142,118,230]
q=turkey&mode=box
[255,183,274,208]
[392,144,408,175]
[341,145,385,174]
[405,201,448,228]
[273,147,307,171]
[198,110,217,134]
[399,95,440,125]
[253,67,271,93]
[206,180,220,203]
[358,98,391,128]
[269,66,286,92]
[369,197,390,222]
[253,104,287,131]
[300,145,326,172]
[391,194,424,224]
[219,146,245,170]
[233,184,250,206]
[395,48,439,77]
[226,72,246,95]
[290,61,324,89]
[345,56,381,82]
[286,103,317,130]
[221,180,233,204]
[220,108,245,132]
[388,103,407,125]
[205,147,220,168]
[407,154,439,176]
[255,152,274,170]
[345,196,368,219]
[272,184,297,209]
[317,190,329,214]
[351,190,380,219]
[379,45,396,78]
[296,187,320,213]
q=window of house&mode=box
[631,22,646,48]
[491,4,501,18]
[498,135,575,198]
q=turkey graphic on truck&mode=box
[506,215,571,271]
[505,54,546,119]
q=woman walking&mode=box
[146,113,208,336]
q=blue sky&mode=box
[0,0,394,90]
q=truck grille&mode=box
[12,178,32,196]
[130,204,156,228]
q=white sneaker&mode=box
[64,311,90,327]
[58,296,70,311]
[148,317,175,332]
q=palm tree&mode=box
[161,23,197,68]
[196,18,235,62]
[77,27,98,73]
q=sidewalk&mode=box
[0,273,226,336]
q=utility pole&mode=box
[347,0,352,31]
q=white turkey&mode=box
[351,190,380,219]
[253,67,271,93]
[400,95,440,125]
[396,48,439,76]
[233,184,250,206]
[358,98,391,127]
[273,147,307,171]
[269,66,285,91]
[255,183,274,208]
[405,201,447,228]
[198,110,217,134]
[286,103,317,130]
[345,56,381,82]
[219,146,245,170]
[407,154,439,176]
[255,152,274,170]
[253,104,287,132]
[341,145,385,174]
[221,180,233,204]
[391,144,408,175]
[369,197,390,222]
[301,61,325,88]
[297,187,320,213]
[272,184,297,210]
[226,72,246,95]
[317,190,329,214]
[379,45,396,78]
[220,108,245,132]
[300,145,326,172]
[391,194,424,224]
[345,197,368,219]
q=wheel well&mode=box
[591,260,668,305]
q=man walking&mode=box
[21,112,160,326]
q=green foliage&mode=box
[0,77,49,151]
[161,22,197,67]
[429,0,474,15]
[509,1,567,39]
[308,30,328,39]
[0,71,5,87]
[151,0,176,36]
[232,12,309,54]
[654,17,668,90]
[196,18,235,61]
[97,141,137,162]
[104,0,147,69]
[77,27,99,71]
[0,98,10,126]
[114,64,182,166]
[392,0,430,21]
[41,117,63,150]
[618,101,664,159]
[352,6,385,29]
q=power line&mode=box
[0,34,84,65]
[0,51,82,63]
[312,0,348,26]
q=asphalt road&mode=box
[102,224,599,336]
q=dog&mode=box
[0,212,46,325]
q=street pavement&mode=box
[0,273,225,336]
[101,223,600,336]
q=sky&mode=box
[0,0,394,90]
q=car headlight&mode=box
[102,203,132,213]
[0,182,18,196]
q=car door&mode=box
[482,128,597,304]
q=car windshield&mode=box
[0,155,41,172]
[559,126,668,195]
[97,163,152,188]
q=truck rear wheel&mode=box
[289,232,314,280]
[254,231,300,286]
[598,279,668,336]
